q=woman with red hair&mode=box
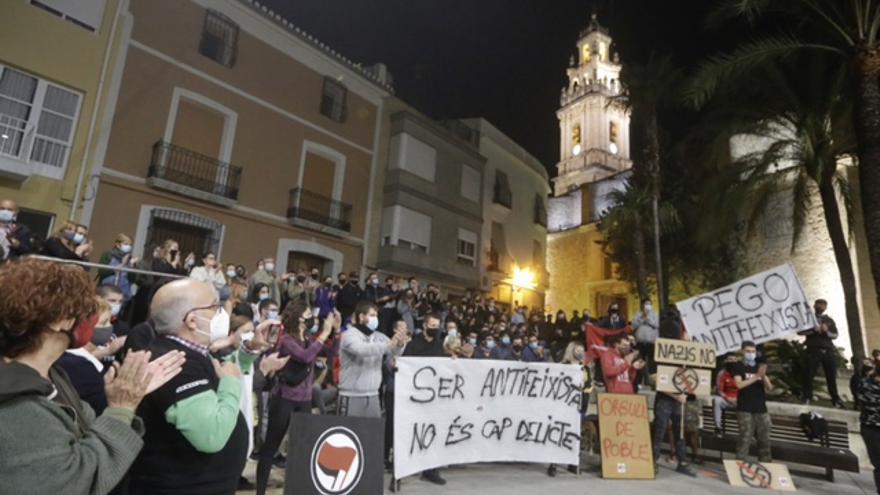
[0,259,184,495]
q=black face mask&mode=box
[303,317,316,330]
[311,273,319,279]
[427,326,440,336]
[513,344,523,351]
[296,276,306,283]
[339,279,347,285]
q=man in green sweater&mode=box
[130,279,252,494]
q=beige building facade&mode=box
[86,0,391,277]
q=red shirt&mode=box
[601,349,636,394]
[717,370,738,400]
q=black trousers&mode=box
[384,389,395,463]
[863,425,880,494]
[803,347,840,402]
[256,394,311,495]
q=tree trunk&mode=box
[854,51,880,314]
[633,210,649,301]
[818,173,866,359]
[645,109,665,308]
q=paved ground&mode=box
[240,453,876,494]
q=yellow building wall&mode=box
[0,0,125,226]
[546,223,641,320]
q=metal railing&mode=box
[0,113,36,161]
[24,255,186,279]
[148,141,242,201]
[287,188,352,232]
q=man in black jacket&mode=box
[800,299,845,408]
[337,271,362,324]
[402,313,447,485]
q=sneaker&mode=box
[713,428,723,439]
[547,465,557,477]
[272,453,286,469]
[238,476,255,490]
[676,463,697,477]
[566,465,579,474]
[420,471,447,485]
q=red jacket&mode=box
[601,349,636,394]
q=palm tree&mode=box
[686,0,880,316]
[599,182,652,301]
[617,53,684,308]
[696,56,866,358]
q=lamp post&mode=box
[508,266,536,308]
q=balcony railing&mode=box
[0,114,36,161]
[148,141,242,203]
[288,188,352,233]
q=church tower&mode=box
[553,13,632,196]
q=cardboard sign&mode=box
[654,338,716,368]
[394,357,583,480]
[656,365,712,396]
[597,393,654,479]
[678,264,815,355]
[285,413,384,495]
[724,460,797,491]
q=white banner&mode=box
[393,357,583,479]
[678,263,816,355]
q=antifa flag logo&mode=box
[310,427,364,495]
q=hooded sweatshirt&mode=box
[339,324,402,397]
[0,361,144,495]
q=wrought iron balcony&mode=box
[0,113,38,181]
[288,188,352,233]
[493,183,512,209]
[147,141,242,206]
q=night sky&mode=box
[262,0,743,176]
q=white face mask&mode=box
[119,244,132,254]
[644,304,653,312]
[195,307,230,343]
[447,329,458,338]
[0,210,15,223]
[744,352,757,362]
[110,303,122,317]
[259,293,270,301]
[267,310,279,321]
[264,263,275,273]
[73,233,85,245]
[366,315,379,331]
[226,270,237,278]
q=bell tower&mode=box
[553,13,632,196]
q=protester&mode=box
[96,284,132,338]
[852,357,875,410]
[129,279,251,494]
[598,303,627,329]
[632,298,658,380]
[337,271,363,323]
[314,275,337,320]
[0,199,33,260]
[800,298,844,408]
[858,362,880,494]
[97,234,139,306]
[44,221,92,262]
[713,353,740,436]
[338,302,408,418]
[226,263,249,306]
[0,259,184,495]
[256,305,335,495]
[189,252,227,292]
[286,269,314,306]
[650,317,697,477]
[601,333,643,394]
[547,342,591,477]
[383,319,409,468]
[248,257,282,306]
[523,334,548,362]
[402,313,448,485]
[731,340,773,462]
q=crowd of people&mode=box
[2,199,880,494]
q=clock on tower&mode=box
[553,13,632,197]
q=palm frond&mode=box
[685,34,844,108]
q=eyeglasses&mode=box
[182,303,222,322]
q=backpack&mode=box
[799,411,828,442]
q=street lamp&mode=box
[511,265,536,291]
